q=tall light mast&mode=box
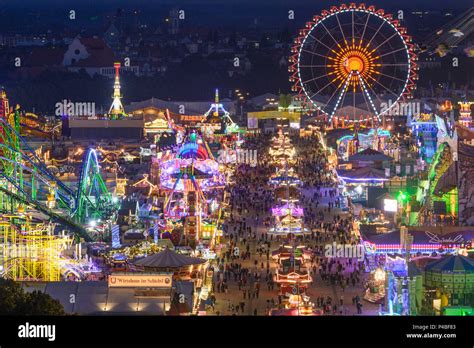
[109,62,125,117]
[213,88,219,116]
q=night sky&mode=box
[0,0,472,31]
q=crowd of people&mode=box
[294,135,338,189]
[209,130,369,316]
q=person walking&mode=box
[356,301,363,314]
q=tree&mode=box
[0,279,65,315]
[23,290,66,315]
[279,93,292,110]
[0,279,25,314]
[285,94,292,109]
[279,93,288,109]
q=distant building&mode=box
[126,97,237,117]
[168,9,180,35]
[19,46,66,77]
[20,280,171,315]
[418,54,442,69]
[248,93,279,110]
[104,23,121,48]
[63,36,138,77]
[68,116,144,140]
[11,34,49,47]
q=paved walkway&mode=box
[207,135,379,316]
[208,190,379,316]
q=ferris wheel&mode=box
[289,3,418,122]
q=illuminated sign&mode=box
[111,224,120,248]
[180,115,203,122]
[289,122,300,129]
[108,274,172,288]
[384,199,398,212]
[424,232,472,249]
[363,241,377,254]
[248,116,258,129]
[425,231,462,244]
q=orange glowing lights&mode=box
[346,56,364,72]
[328,43,379,90]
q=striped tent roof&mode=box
[425,255,474,273]
[133,248,205,269]
[337,166,386,180]
[348,148,393,162]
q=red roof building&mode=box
[63,36,138,77]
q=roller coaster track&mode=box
[0,117,116,241]
[0,186,92,241]
[20,123,52,138]
[75,148,113,222]
[0,118,74,198]
[424,7,474,49]
[0,148,74,208]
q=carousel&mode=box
[132,247,207,280]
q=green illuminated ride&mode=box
[0,91,118,241]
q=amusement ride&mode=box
[289,3,418,125]
[0,89,118,281]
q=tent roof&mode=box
[433,162,457,196]
[133,248,205,268]
[348,148,393,162]
[425,255,474,273]
[408,262,422,277]
[333,105,375,118]
[338,166,386,180]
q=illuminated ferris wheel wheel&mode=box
[289,3,418,123]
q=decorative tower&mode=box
[458,101,473,128]
[213,88,219,116]
[109,62,125,117]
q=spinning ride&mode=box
[202,89,238,135]
[160,131,225,245]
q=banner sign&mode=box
[108,274,172,288]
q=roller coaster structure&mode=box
[0,216,73,281]
[0,93,117,242]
